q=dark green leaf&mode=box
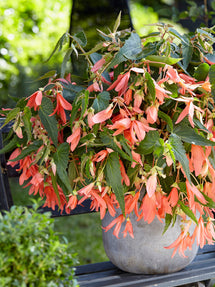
[38,97,58,147]
[73,31,87,47]
[0,136,19,154]
[135,131,160,155]
[105,152,125,215]
[163,214,173,235]
[178,200,198,224]
[168,28,189,45]
[80,90,89,119]
[35,70,57,81]
[209,65,215,100]
[145,72,155,101]
[182,42,193,70]
[10,140,43,161]
[108,33,142,69]
[44,83,56,92]
[158,110,173,132]
[0,107,20,129]
[169,134,191,183]
[53,143,73,194]
[62,82,84,103]
[50,171,61,206]
[173,123,215,146]
[45,33,68,62]
[92,91,110,113]
[22,107,32,142]
[113,11,121,33]
[100,132,132,161]
[61,47,74,78]
[68,160,77,189]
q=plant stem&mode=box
[204,0,208,27]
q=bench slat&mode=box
[76,246,215,287]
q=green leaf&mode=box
[145,72,155,101]
[158,110,173,132]
[80,90,89,119]
[92,91,110,113]
[53,143,73,194]
[105,152,125,215]
[135,131,160,155]
[0,136,19,154]
[193,63,210,81]
[38,97,58,147]
[83,42,104,56]
[100,132,132,161]
[35,70,57,81]
[197,28,215,42]
[10,140,43,161]
[145,55,182,66]
[0,107,20,129]
[182,41,193,70]
[168,28,189,46]
[45,32,68,62]
[163,214,173,235]
[22,106,32,142]
[108,33,142,69]
[169,134,191,183]
[178,200,198,224]
[173,123,215,146]
[70,98,82,126]
[61,47,74,78]
[50,171,61,206]
[68,160,77,189]
[73,31,87,47]
[209,65,215,100]
[62,82,84,103]
[113,11,121,33]
[43,83,56,92]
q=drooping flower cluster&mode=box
[2,22,215,257]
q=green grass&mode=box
[9,178,108,265]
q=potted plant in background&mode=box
[1,13,215,274]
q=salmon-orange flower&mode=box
[26,90,43,111]
[91,104,113,125]
[66,126,81,151]
[146,173,157,198]
[122,218,134,238]
[50,93,72,124]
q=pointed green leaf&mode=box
[50,171,61,206]
[45,32,68,62]
[0,136,19,154]
[169,134,191,183]
[61,47,74,78]
[10,140,43,161]
[108,33,142,69]
[38,97,58,147]
[182,42,193,70]
[0,107,20,129]
[100,132,131,161]
[135,131,160,155]
[92,92,110,113]
[105,152,125,215]
[168,28,189,45]
[178,200,198,224]
[145,55,182,66]
[145,72,155,101]
[35,70,57,82]
[68,160,77,189]
[163,214,173,235]
[53,143,73,194]
[194,63,210,81]
[22,106,32,142]
[113,11,121,33]
[158,110,173,132]
[209,65,215,100]
[73,31,87,47]
[173,123,215,146]
[80,90,89,119]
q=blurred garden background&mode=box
[1,0,215,265]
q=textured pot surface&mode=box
[102,210,199,274]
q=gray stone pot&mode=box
[102,210,199,274]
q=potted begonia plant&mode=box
[1,14,215,274]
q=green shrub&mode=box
[0,203,79,287]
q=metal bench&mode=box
[1,118,215,287]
